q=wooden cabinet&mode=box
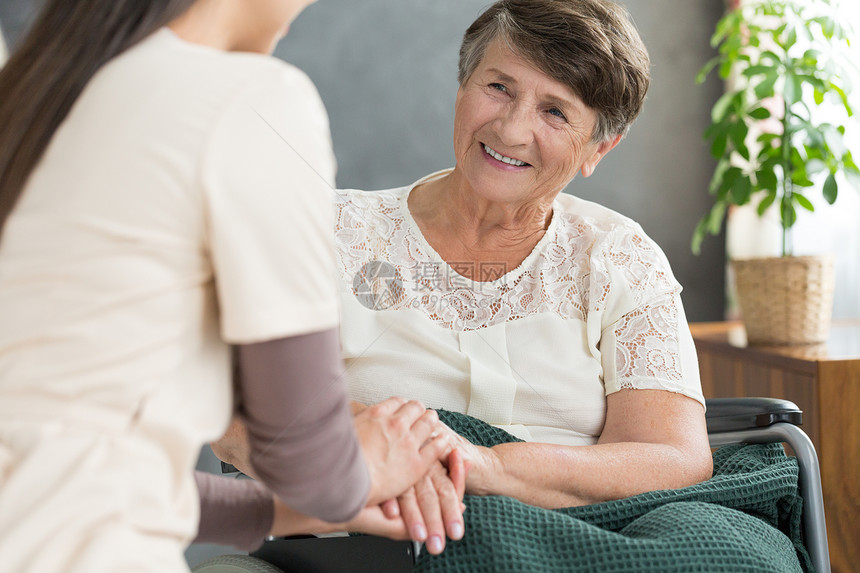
[690,321,860,573]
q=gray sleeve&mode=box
[237,327,370,523]
[193,471,273,551]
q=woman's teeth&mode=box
[483,144,527,166]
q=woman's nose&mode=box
[493,102,535,147]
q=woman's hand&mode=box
[211,418,254,477]
[380,448,468,555]
[355,397,451,506]
[436,425,502,497]
[214,399,453,506]
[269,497,410,540]
[268,450,467,547]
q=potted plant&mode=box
[693,0,860,344]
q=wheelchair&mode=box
[192,397,830,573]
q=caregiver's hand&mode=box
[269,495,410,540]
[356,397,451,506]
[381,448,468,555]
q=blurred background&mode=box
[0,0,729,324]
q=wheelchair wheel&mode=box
[191,554,285,573]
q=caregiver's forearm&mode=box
[480,440,712,509]
[212,398,371,479]
[194,471,273,550]
[194,471,370,548]
[237,328,370,523]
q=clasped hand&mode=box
[212,398,469,554]
[350,398,468,555]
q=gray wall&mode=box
[0,0,38,47]
[0,0,727,322]
[275,0,727,322]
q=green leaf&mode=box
[831,84,853,115]
[786,74,804,105]
[691,218,707,255]
[822,15,836,38]
[794,192,815,212]
[823,172,838,204]
[696,57,720,84]
[791,174,815,187]
[813,88,824,105]
[796,75,825,94]
[802,49,822,64]
[707,202,728,235]
[754,72,779,99]
[711,10,741,48]
[786,25,798,49]
[743,65,774,78]
[757,166,778,192]
[749,107,771,120]
[729,122,750,160]
[711,91,736,123]
[717,166,743,198]
[711,133,729,159]
[785,76,798,106]
[719,59,734,79]
[731,176,753,205]
[781,200,798,229]
[708,159,731,193]
[757,191,777,216]
[757,133,781,147]
[760,50,782,64]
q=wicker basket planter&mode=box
[731,255,835,345]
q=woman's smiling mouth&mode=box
[482,143,530,167]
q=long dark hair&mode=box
[0,0,197,238]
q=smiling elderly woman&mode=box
[336,0,712,505]
[215,0,713,557]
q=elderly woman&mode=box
[335,0,715,525]
[216,0,715,559]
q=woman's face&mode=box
[452,38,619,206]
[235,0,318,53]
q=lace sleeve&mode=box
[594,225,701,400]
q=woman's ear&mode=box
[580,134,622,178]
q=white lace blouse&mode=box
[334,170,704,446]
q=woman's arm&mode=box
[211,399,413,482]
[193,470,412,548]
[453,389,713,508]
[236,331,449,524]
[212,401,468,555]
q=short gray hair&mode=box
[458,0,651,142]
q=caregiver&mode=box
[0,1,461,571]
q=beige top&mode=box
[335,171,704,446]
[0,29,339,572]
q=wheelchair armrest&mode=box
[705,397,802,433]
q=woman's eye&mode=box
[489,82,507,92]
[547,107,567,120]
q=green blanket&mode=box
[415,410,809,573]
